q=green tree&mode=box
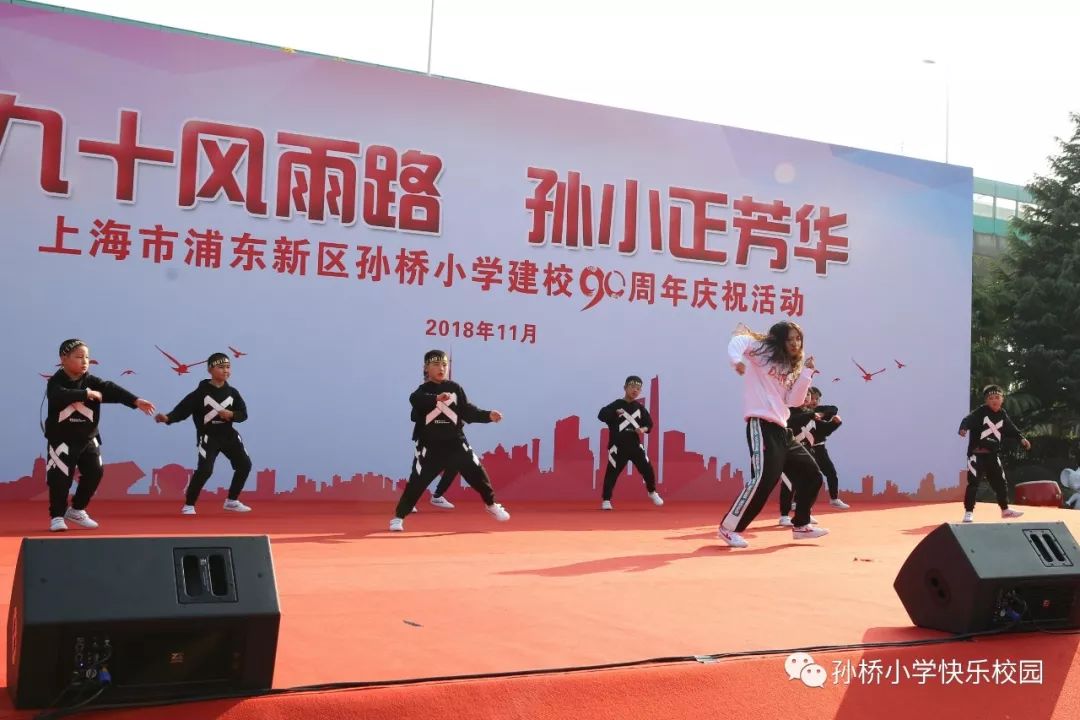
[969,255,1013,409]
[1000,112,1080,439]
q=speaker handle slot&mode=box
[207,554,230,597]
[173,548,238,604]
[1043,533,1068,563]
[1030,534,1054,564]
[181,555,203,597]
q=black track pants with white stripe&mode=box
[601,441,657,500]
[46,437,103,518]
[186,433,252,505]
[395,439,497,518]
[964,452,1009,511]
[721,418,823,532]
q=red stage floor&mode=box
[1,499,1078,719]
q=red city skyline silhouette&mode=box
[2,376,963,504]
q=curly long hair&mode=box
[734,321,805,375]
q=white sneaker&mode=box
[223,499,252,513]
[793,525,829,540]
[648,492,664,506]
[778,515,793,527]
[411,506,418,513]
[430,495,455,509]
[486,503,511,522]
[601,500,613,511]
[49,517,67,532]
[830,498,850,509]
[181,505,196,515]
[810,515,818,525]
[962,511,974,523]
[389,517,404,532]
[1002,508,1024,519]
[64,508,99,529]
[718,526,749,548]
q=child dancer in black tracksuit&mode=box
[422,364,458,511]
[44,338,156,532]
[958,384,1030,523]
[390,349,510,531]
[778,386,849,524]
[398,365,458,513]
[597,375,663,510]
[155,352,253,514]
[718,322,828,548]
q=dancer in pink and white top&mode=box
[717,322,829,548]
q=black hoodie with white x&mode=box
[959,406,1024,455]
[598,398,653,447]
[409,380,492,444]
[44,369,138,445]
[162,379,248,442]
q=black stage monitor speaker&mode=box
[6,535,280,709]
[894,521,1080,634]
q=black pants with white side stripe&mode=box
[395,438,497,519]
[779,444,840,513]
[46,437,104,518]
[186,433,252,505]
[601,441,657,500]
[964,452,1009,511]
[722,418,823,533]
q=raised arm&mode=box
[409,385,438,414]
[158,389,199,424]
[457,386,494,424]
[784,366,815,407]
[87,376,138,407]
[598,400,619,423]
[728,334,754,373]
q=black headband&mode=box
[59,339,86,356]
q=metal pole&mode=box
[920,59,946,164]
[426,0,435,76]
[946,74,954,167]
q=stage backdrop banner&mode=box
[0,4,973,505]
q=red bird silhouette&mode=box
[121,369,136,376]
[39,373,51,380]
[810,368,821,378]
[228,345,247,358]
[894,359,907,369]
[155,345,206,376]
[832,377,841,383]
[853,358,886,382]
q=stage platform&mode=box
[1,499,1078,720]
